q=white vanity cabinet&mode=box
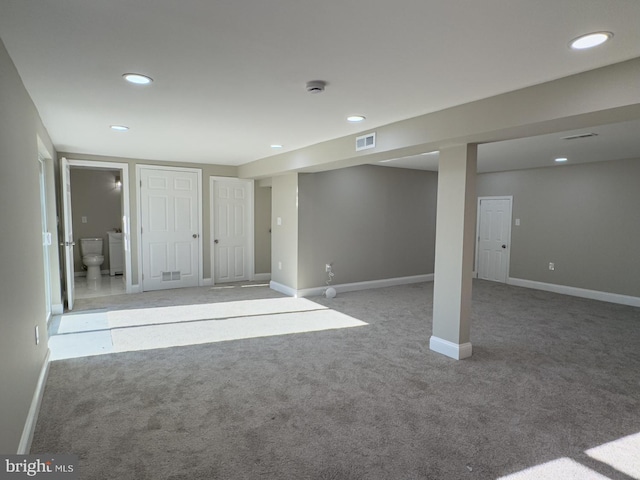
[107,231,124,276]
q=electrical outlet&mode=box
[35,325,40,345]
[326,264,331,272]
[278,261,282,270]
[549,262,555,271]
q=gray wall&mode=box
[476,158,640,297]
[254,185,272,274]
[298,165,438,290]
[0,38,55,453]
[271,174,299,288]
[70,169,122,272]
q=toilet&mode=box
[80,238,105,281]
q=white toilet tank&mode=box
[80,238,103,256]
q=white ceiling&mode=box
[1,0,640,170]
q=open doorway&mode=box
[61,158,132,309]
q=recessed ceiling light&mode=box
[270,144,283,149]
[123,73,153,85]
[555,157,568,163]
[347,115,366,123]
[570,32,612,50]
[110,125,129,131]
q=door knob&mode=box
[502,244,506,249]
[214,239,219,244]
[192,234,199,238]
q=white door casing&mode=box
[39,157,52,322]
[139,166,202,291]
[61,157,75,310]
[211,177,254,284]
[476,196,513,283]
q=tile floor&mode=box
[74,274,126,299]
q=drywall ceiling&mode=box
[1,0,640,169]
[372,119,640,173]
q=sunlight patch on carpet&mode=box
[111,309,366,353]
[586,432,640,479]
[498,458,611,480]
[49,298,367,360]
[106,297,328,329]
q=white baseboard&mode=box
[202,277,212,287]
[429,336,472,360]
[253,273,271,282]
[129,284,142,294]
[18,349,50,454]
[271,274,434,298]
[51,303,63,315]
[270,281,298,297]
[507,277,640,308]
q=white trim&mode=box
[209,177,255,286]
[51,304,63,315]
[202,277,213,286]
[253,273,271,282]
[66,159,133,296]
[475,196,513,282]
[429,336,472,360]
[507,277,640,308]
[18,350,50,454]
[271,273,434,298]
[130,284,142,293]
[270,280,298,297]
[136,165,204,291]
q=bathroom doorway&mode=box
[61,158,132,309]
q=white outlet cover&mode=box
[277,217,282,226]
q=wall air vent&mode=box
[356,132,376,152]
[561,132,598,140]
[162,271,182,281]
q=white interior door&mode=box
[61,157,75,310]
[212,178,252,283]
[477,197,512,283]
[140,167,200,291]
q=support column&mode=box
[430,144,477,360]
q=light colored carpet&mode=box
[32,280,640,479]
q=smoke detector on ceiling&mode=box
[306,80,327,94]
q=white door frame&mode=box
[38,156,52,323]
[475,195,513,281]
[136,164,204,291]
[210,176,255,285]
[64,158,133,297]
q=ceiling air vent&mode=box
[561,132,598,140]
[356,132,376,151]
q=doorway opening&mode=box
[61,158,132,309]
